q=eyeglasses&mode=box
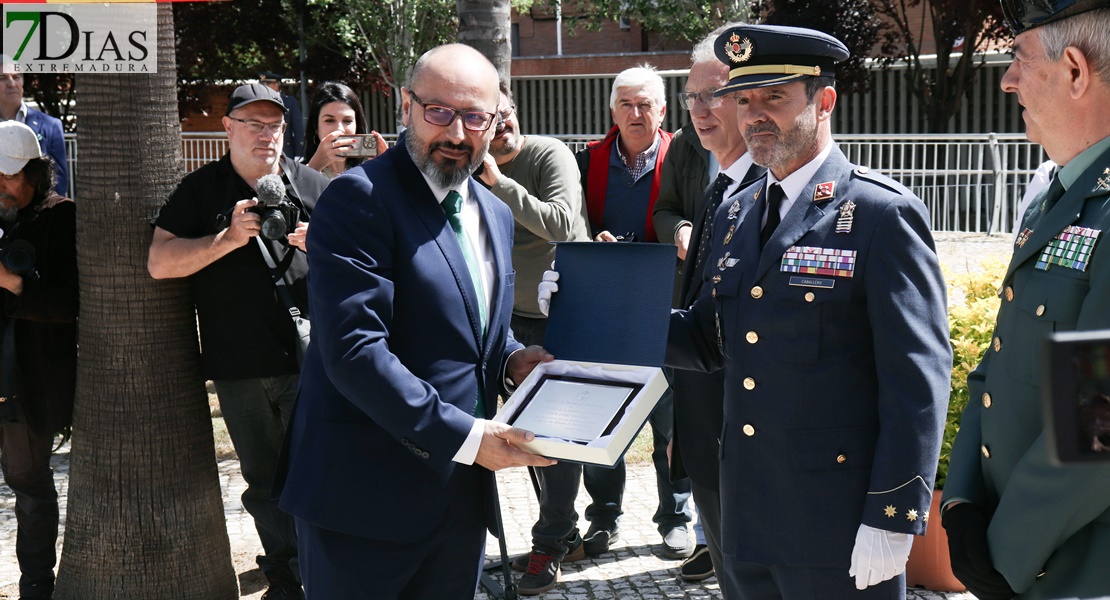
[677,90,724,110]
[498,105,515,121]
[230,117,287,136]
[409,91,498,132]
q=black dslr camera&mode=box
[215,174,300,241]
[250,197,300,241]
[251,173,299,241]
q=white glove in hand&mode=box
[536,270,560,317]
[848,524,913,590]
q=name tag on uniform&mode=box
[781,246,857,278]
[788,276,835,289]
[1036,225,1101,272]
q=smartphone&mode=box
[1045,329,1110,464]
[336,134,379,158]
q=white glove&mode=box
[536,269,560,316]
[848,524,913,590]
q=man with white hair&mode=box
[0,120,77,600]
[573,65,695,566]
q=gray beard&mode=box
[406,133,487,189]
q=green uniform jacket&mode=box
[944,141,1110,599]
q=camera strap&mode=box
[255,236,302,320]
[1,317,17,398]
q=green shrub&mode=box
[937,259,1008,488]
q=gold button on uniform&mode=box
[1004,286,1014,302]
[742,424,756,436]
[804,292,815,302]
[993,336,1002,352]
[746,331,759,344]
[981,445,991,458]
[751,286,764,299]
[743,377,756,390]
[1036,304,1046,316]
[836,454,847,464]
[982,393,992,408]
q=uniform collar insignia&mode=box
[1094,167,1110,193]
[813,181,835,202]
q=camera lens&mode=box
[258,208,288,240]
[0,240,35,275]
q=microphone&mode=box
[256,174,285,207]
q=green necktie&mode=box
[441,190,487,417]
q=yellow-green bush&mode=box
[938,259,1008,488]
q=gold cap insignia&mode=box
[724,34,754,64]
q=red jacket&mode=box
[579,125,674,242]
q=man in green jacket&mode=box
[942,1,1110,598]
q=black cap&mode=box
[713,24,849,96]
[226,83,287,116]
[1001,0,1109,33]
[259,71,283,83]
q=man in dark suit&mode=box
[0,121,77,600]
[942,1,1110,599]
[1,71,69,196]
[652,23,763,585]
[278,44,556,599]
[665,25,952,599]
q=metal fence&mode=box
[64,131,1046,235]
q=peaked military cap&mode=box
[713,24,849,96]
[1001,0,1110,33]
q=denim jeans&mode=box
[213,375,299,581]
[0,420,59,597]
[583,387,693,536]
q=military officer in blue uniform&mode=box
[664,25,953,599]
[941,0,1110,598]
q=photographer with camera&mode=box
[0,121,77,600]
[147,83,327,600]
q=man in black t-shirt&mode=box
[148,83,327,600]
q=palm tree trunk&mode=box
[457,0,513,84]
[54,5,237,598]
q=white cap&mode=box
[0,121,43,176]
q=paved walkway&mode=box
[0,233,1012,598]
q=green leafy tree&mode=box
[757,0,882,95]
[875,0,1009,132]
[564,0,751,46]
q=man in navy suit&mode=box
[278,44,557,599]
[1,72,69,196]
[664,25,952,599]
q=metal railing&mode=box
[65,132,1046,235]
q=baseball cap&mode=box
[226,83,287,116]
[0,121,43,176]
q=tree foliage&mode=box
[565,0,751,46]
[757,0,882,96]
[875,0,1009,131]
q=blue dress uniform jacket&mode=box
[277,135,523,542]
[943,141,1110,599]
[668,146,952,566]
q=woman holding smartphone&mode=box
[302,81,387,178]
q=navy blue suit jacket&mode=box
[278,135,522,542]
[24,107,68,196]
[668,146,951,566]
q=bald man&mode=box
[277,44,555,599]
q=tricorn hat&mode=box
[713,24,849,96]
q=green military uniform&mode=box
[944,135,1110,599]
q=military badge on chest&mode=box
[1036,225,1101,272]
